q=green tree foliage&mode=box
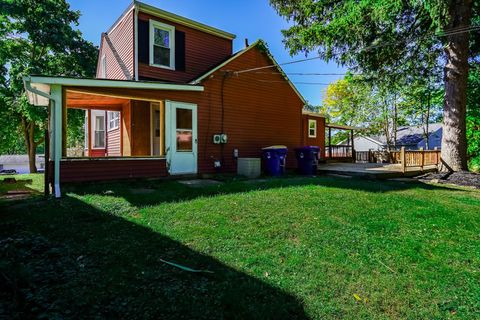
[322,75,438,150]
[270,0,479,171]
[467,64,480,171]
[0,0,97,172]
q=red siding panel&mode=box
[137,12,232,83]
[97,10,134,80]
[56,159,167,183]
[63,46,305,177]
[107,127,121,156]
[302,115,326,158]
[196,47,304,173]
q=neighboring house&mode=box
[24,1,326,197]
[346,123,443,151]
[0,155,45,174]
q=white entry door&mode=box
[165,101,198,174]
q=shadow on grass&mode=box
[61,174,468,209]
[0,179,42,204]
[1,195,308,319]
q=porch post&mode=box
[87,109,92,156]
[51,84,63,198]
[351,129,355,162]
[160,101,165,156]
[328,127,332,158]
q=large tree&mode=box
[270,0,479,171]
[466,63,480,171]
[0,0,97,172]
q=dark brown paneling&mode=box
[122,102,132,156]
[302,115,326,158]
[131,101,151,156]
[61,46,305,176]
[137,12,232,83]
[56,159,167,183]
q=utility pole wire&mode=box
[233,26,480,75]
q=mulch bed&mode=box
[417,171,480,189]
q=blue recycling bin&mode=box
[295,146,320,175]
[262,145,288,176]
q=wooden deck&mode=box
[317,162,438,179]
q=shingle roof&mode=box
[368,123,443,146]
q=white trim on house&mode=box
[149,19,176,70]
[100,54,107,78]
[302,111,326,118]
[308,119,317,138]
[134,6,139,81]
[165,100,198,175]
[190,40,307,105]
[92,111,106,149]
[106,3,135,34]
[107,111,120,131]
[134,0,236,40]
[24,76,204,106]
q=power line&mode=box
[254,72,354,76]
[234,25,480,75]
[255,79,331,85]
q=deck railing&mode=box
[326,146,441,171]
[325,145,353,159]
[399,147,441,172]
[354,148,441,171]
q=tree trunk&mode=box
[21,116,38,173]
[441,0,472,171]
[424,90,431,150]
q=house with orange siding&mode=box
[24,1,326,197]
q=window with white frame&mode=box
[100,55,107,78]
[308,119,317,138]
[84,112,89,149]
[149,20,175,69]
[107,111,120,131]
[94,115,105,148]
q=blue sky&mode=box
[68,0,346,106]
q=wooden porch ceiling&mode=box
[66,90,130,110]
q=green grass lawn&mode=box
[1,175,479,319]
[0,173,44,199]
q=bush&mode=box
[468,156,480,173]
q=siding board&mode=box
[97,10,134,80]
[55,159,167,183]
[66,46,305,177]
[137,12,232,83]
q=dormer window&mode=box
[149,20,175,69]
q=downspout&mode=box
[23,79,62,198]
[134,4,139,81]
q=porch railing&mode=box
[399,147,441,172]
[325,145,354,159]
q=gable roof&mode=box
[107,2,235,40]
[190,40,307,105]
[365,123,443,146]
[135,1,236,40]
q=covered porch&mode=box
[324,123,361,162]
[24,76,203,197]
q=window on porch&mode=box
[64,90,166,159]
